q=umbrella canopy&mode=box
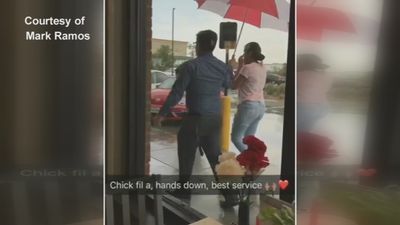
[196,0,289,32]
[298,5,356,41]
[226,0,279,17]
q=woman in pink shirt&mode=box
[230,42,267,151]
[297,54,332,131]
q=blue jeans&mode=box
[231,101,265,152]
[297,103,329,132]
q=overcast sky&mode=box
[152,0,289,64]
[153,0,383,72]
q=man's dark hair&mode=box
[196,30,218,52]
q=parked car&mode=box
[151,70,170,89]
[267,73,286,85]
[151,77,187,120]
[163,67,177,76]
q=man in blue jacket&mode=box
[154,30,237,207]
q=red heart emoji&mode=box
[358,168,377,177]
[279,180,289,190]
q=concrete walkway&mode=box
[150,113,284,176]
[150,112,284,225]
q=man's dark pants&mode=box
[176,114,239,204]
[177,114,221,179]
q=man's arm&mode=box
[159,63,192,116]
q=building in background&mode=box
[152,38,193,71]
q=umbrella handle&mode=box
[232,8,248,58]
[232,20,245,58]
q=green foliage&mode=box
[270,64,287,76]
[153,45,174,71]
[259,205,295,225]
[322,185,400,225]
[276,64,287,77]
[265,83,286,98]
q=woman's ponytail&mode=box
[245,42,265,62]
[256,53,265,61]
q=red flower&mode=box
[297,132,337,164]
[237,152,269,171]
[243,136,266,154]
[236,135,269,172]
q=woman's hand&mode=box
[238,55,245,67]
[229,56,238,69]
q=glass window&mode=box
[150,0,292,224]
[157,77,175,89]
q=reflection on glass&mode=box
[297,1,384,225]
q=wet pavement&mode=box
[150,112,284,176]
[149,100,285,225]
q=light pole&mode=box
[171,8,175,76]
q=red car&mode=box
[151,77,187,120]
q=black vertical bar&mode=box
[172,8,175,76]
[280,0,295,203]
[128,0,147,176]
[127,1,148,223]
[225,48,229,95]
[362,0,400,186]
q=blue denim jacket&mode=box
[159,53,232,116]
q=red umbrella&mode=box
[298,5,356,41]
[196,0,290,55]
[196,0,289,29]
[228,0,279,18]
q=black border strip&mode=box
[280,0,296,203]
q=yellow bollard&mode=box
[220,96,231,152]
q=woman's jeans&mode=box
[297,103,329,132]
[231,101,265,152]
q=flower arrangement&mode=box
[237,136,270,175]
[215,135,270,225]
[216,135,269,178]
[216,152,246,177]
